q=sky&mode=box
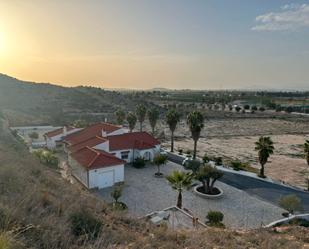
[0,0,308,90]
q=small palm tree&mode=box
[165,109,180,152]
[136,104,147,132]
[166,170,192,209]
[304,140,309,167]
[187,111,204,159]
[115,109,126,125]
[111,186,122,203]
[148,108,159,135]
[126,112,137,132]
[153,154,167,177]
[255,136,274,178]
[304,140,309,191]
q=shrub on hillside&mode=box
[206,211,225,228]
[69,210,102,240]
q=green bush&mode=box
[69,210,102,240]
[202,154,210,163]
[214,157,223,166]
[230,160,242,171]
[279,195,303,214]
[132,157,146,168]
[206,211,224,227]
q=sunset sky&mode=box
[0,0,308,90]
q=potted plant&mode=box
[153,154,167,177]
[194,164,224,199]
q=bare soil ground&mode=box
[158,118,309,189]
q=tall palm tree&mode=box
[166,171,192,209]
[187,111,204,159]
[126,112,137,132]
[148,108,159,135]
[115,109,126,125]
[136,104,147,132]
[305,140,309,191]
[255,136,274,178]
[304,140,309,167]
[165,109,180,152]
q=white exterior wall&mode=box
[92,141,109,151]
[110,144,160,163]
[46,128,81,149]
[88,164,124,189]
[68,155,89,187]
[136,145,161,161]
[110,149,134,163]
[108,128,128,136]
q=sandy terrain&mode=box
[156,118,309,189]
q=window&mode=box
[121,151,130,160]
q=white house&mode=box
[69,146,125,189]
[64,122,161,189]
[44,126,81,149]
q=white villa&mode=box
[48,123,161,189]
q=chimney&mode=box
[102,129,107,137]
[104,117,107,123]
[63,126,67,136]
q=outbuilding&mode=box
[69,146,125,189]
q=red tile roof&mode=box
[68,136,107,153]
[71,146,125,170]
[45,126,75,138]
[108,132,160,151]
[64,123,121,145]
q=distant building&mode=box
[44,126,81,149]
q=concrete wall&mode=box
[68,155,88,188]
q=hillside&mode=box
[0,74,147,126]
[0,116,308,248]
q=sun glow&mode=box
[0,31,6,54]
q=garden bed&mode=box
[193,185,223,199]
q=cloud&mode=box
[252,3,309,31]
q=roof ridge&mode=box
[86,146,100,167]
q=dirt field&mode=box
[158,118,309,189]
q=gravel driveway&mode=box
[97,161,285,228]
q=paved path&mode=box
[97,162,284,228]
[167,152,309,212]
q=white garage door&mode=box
[96,170,115,189]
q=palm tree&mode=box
[136,104,147,132]
[166,170,192,209]
[255,136,274,178]
[115,109,126,125]
[304,140,309,190]
[126,112,137,132]
[148,108,159,135]
[304,140,309,167]
[153,154,167,176]
[165,109,180,152]
[187,111,204,159]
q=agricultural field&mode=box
[160,117,309,189]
